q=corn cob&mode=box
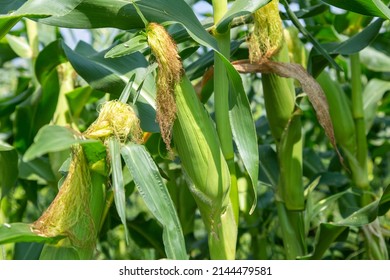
[173,76,231,228]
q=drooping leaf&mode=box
[337,200,379,227]
[14,242,44,260]
[35,39,68,84]
[233,60,344,167]
[225,61,259,214]
[378,184,390,216]
[0,0,83,39]
[258,145,279,187]
[308,18,384,76]
[36,0,260,207]
[362,79,390,132]
[281,0,341,71]
[121,143,187,260]
[24,125,96,161]
[62,41,159,133]
[5,34,32,58]
[310,223,349,259]
[0,223,63,245]
[321,0,390,20]
[360,46,390,72]
[217,0,271,33]
[105,34,148,58]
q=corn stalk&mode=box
[249,0,306,259]
[210,0,238,260]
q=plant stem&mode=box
[211,0,238,259]
[350,53,370,200]
[350,54,387,259]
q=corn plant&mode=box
[0,0,389,260]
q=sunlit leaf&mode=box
[321,0,390,20]
[24,125,96,161]
[0,223,62,245]
[121,143,187,260]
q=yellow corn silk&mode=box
[146,22,182,152]
[84,100,143,144]
[249,0,284,62]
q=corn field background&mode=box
[0,0,389,260]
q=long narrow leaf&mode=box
[108,138,129,243]
[0,223,62,245]
[23,125,97,162]
[217,0,271,33]
[0,0,83,39]
[121,143,187,260]
[321,0,390,20]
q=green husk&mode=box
[173,76,231,227]
[32,146,96,250]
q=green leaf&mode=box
[14,242,44,260]
[128,214,165,256]
[0,87,33,118]
[0,141,18,198]
[360,46,390,72]
[0,0,83,39]
[62,41,159,133]
[0,0,26,14]
[226,59,259,214]
[310,223,349,259]
[362,78,390,132]
[0,223,62,245]
[39,244,80,260]
[121,143,187,260]
[5,34,32,58]
[13,70,60,152]
[0,38,18,66]
[281,0,341,71]
[24,125,96,161]
[308,18,384,76]
[105,34,148,58]
[108,138,129,243]
[217,0,271,33]
[258,145,279,187]
[321,0,390,20]
[378,184,390,216]
[19,157,57,183]
[35,40,68,84]
[337,200,379,227]
[37,0,259,212]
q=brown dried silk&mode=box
[233,59,344,165]
[147,23,182,152]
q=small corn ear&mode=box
[317,72,356,155]
[262,43,296,142]
[278,111,304,210]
